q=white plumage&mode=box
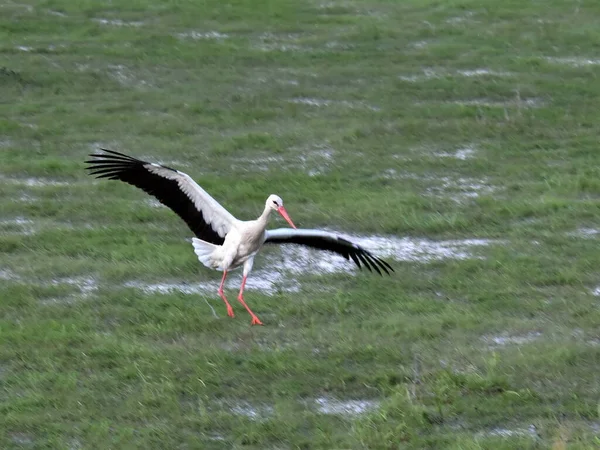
[86,149,393,325]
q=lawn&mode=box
[1,0,600,448]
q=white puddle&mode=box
[458,69,510,77]
[207,433,226,442]
[324,41,354,50]
[125,235,496,297]
[48,10,67,17]
[230,155,285,173]
[145,199,164,208]
[0,217,35,235]
[446,12,475,24]
[545,57,600,67]
[38,276,99,305]
[176,31,229,40]
[478,425,538,439]
[256,43,305,52]
[289,97,380,111]
[107,64,149,88]
[2,273,98,304]
[400,68,511,82]
[380,168,398,179]
[231,145,335,176]
[293,234,496,264]
[297,144,335,176]
[93,18,144,27]
[409,40,429,49]
[0,175,71,187]
[224,397,377,420]
[10,433,34,446]
[222,401,273,421]
[434,146,476,160]
[451,98,543,108]
[51,276,98,298]
[125,267,302,297]
[314,397,378,415]
[570,228,600,238]
[483,332,541,347]
[0,269,21,281]
[1,3,33,12]
[254,32,306,52]
[425,176,496,201]
[289,97,331,107]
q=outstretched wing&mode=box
[264,228,393,275]
[85,149,238,245]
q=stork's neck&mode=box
[257,204,273,225]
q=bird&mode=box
[85,149,393,325]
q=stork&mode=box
[85,150,393,325]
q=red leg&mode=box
[218,270,234,318]
[237,275,263,326]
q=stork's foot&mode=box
[237,294,263,326]
[226,304,235,318]
[219,289,235,318]
[250,315,263,326]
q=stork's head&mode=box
[266,194,296,229]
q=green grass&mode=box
[2,0,600,447]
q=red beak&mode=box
[277,206,297,229]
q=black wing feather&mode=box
[85,149,225,245]
[265,232,393,275]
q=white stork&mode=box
[86,149,393,325]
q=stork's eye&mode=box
[273,201,279,207]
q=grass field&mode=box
[2,0,600,448]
